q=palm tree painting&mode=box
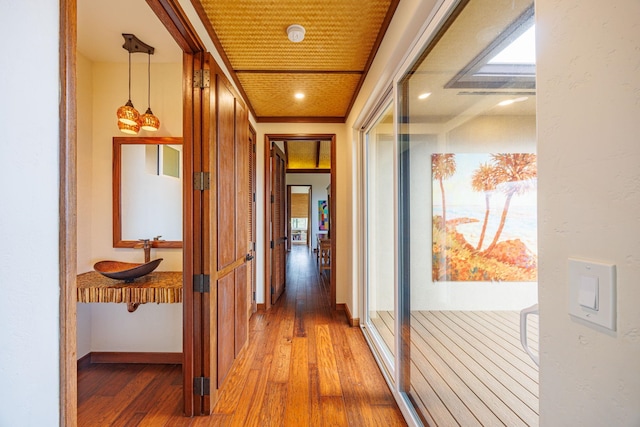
[432,153,537,282]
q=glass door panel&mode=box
[398,1,539,425]
[364,102,396,372]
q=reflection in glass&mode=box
[365,101,396,371]
[397,1,539,425]
[121,144,182,242]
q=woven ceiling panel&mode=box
[237,73,360,117]
[197,0,392,71]
[318,140,331,168]
[287,141,318,169]
[194,0,397,120]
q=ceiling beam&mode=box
[315,141,321,168]
[284,141,289,167]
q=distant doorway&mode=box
[264,134,336,310]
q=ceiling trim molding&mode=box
[146,0,205,53]
[344,0,401,119]
[188,0,258,118]
[287,168,331,174]
[257,116,345,124]
[235,70,364,75]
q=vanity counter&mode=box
[77,271,182,304]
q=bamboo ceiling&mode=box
[192,0,399,122]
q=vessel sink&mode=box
[93,259,163,282]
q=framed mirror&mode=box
[113,136,183,248]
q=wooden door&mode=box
[248,126,257,314]
[197,52,250,413]
[270,144,287,305]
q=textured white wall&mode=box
[0,1,61,424]
[255,123,349,306]
[537,0,640,424]
[76,61,184,354]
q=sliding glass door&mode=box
[362,1,539,425]
[364,101,396,375]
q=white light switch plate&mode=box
[568,258,616,330]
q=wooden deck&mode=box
[371,310,539,426]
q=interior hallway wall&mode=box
[255,123,349,307]
[0,1,61,424]
[537,0,640,424]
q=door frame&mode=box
[59,0,206,422]
[263,134,337,310]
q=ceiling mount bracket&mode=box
[122,33,154,55]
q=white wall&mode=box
[77,52,94,357]
[76,60,184,355]
[287,173,330,249]
[537,0,640,424]
[255,123,350,306]
[0,1,61,424]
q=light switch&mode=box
[568,258,616,331]
[578,275,598,310]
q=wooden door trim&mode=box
[60,0,77,425]
[61,0,206,423]
[264,134,337,310]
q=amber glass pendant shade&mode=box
[117,100,140,126]
[118,119,140,135]
[140,108,160,131]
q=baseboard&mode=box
[86,352,182,365]
[336,303,360,327]
[77,353,92,370]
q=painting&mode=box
[318,200,329,231]
[432,153,537,282]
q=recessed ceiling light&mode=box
[418,92,431,100]
[498,96,529,106]
[295,93,305,100]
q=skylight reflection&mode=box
[488,25,536,64]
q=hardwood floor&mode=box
[78,246,406,426]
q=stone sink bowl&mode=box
[94,259,163,283]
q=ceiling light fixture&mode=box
[117,34,158,134]
[140,48,160,131]
[295,92,305,100]
[287,24,306,43]
[418,92,431,100]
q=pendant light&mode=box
[116,34,158,134]
[140,50,160,131]
[116,47,140,127]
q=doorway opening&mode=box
[264,134,336,311]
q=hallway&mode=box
[78,245,406,426]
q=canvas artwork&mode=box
[318,200,329,231]
[432,153,537,282]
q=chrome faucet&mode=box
[136,236,162,263]
[138,239,152,263]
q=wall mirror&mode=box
[113,136,183,248]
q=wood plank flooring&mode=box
[372,309,539,426]
[78,246,406,426]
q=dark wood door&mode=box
[248,126,257,314]
[270,144,287,305]
[198,52,250,413]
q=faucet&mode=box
[138,239,152,263]
[136,236,162,263]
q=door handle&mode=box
[245,253,254,261]
[519,303,539,366]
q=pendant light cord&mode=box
[128,50,132,101]
[147,52,151,108]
